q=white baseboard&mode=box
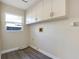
[1,46,28,54]
[1,47,19,54]
[30,45,60,59]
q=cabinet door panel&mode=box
[26,7,37,24]
[41,0,52,20]
[26,13,36,24]
[34,1,43,22]
[52,0,66,18]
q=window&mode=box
[5,13,23,32]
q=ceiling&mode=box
[0,0,41,10]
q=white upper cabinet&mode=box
[26,0,66,24]
[52,0,66,18]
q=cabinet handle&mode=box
[35,18,38,21]
[50,12,54,17]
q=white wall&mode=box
[0,2,2,59]
[29,0,79,59]
[1,3,30,52]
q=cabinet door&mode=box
[26,2,43,24]
[33,1,44,22]
[38,0,55,21]
[52,0,66,18]
[41,0,52,20]
[31,0,52,22]
[26,8,38,24]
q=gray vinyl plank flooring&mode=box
[1,47,52,59]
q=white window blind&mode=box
[5,13,23,31]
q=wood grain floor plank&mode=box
[1,53,8,59]
[1,47,52,59]
[17,50,31,59]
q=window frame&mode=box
[5,13,24,32]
